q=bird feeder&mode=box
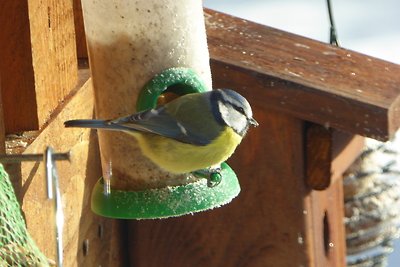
[80,0,240,219]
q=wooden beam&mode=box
[305,177,347,267]
[205,9,400,141]
[0,0,78,133]
[305,125,365,190]
[305,124,333,190]
[331,131,365,183]
[0,0,38,132]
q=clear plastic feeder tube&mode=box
[80,0,212,190]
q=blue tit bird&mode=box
[64,89,258,175]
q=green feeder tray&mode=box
[91,163,240,219]
[91,67,241,219]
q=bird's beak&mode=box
[248,117,259,127]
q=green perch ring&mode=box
[92,163,240,219]
[91,67,241,219]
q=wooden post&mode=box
[0,0,78,133]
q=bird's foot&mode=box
[193,166,222,188]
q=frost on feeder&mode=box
[69,0,250,219]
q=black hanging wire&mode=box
[326,0,340,46]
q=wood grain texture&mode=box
[205,9,400,141]
[304,129,362,265]
[305,177,346,267]
[331,131,364,183]
[306,126,365,191]
[4,72,127,267]
[305,124,332,190]
[0,0,38,132]
[0,0,78,133]
[28,0,78,128]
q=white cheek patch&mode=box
[233,110,248,134]
[218,101,247,134]
[218,101,230,122]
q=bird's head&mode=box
[211,89,258,136]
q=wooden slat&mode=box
[305,178,347,267]
[331,131,365,183]
[305,126,365,190]
[0,0,78,133]
[305,124,332,190]
[205,9,400,141]
[304,128,363,265]
[0,0,38,132]
[72,0,88,59]
[305,131,364,266]
[4,71,127,267]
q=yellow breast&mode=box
[134,127,242,173]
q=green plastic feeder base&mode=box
[91,163,240,219]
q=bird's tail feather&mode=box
[64,119,127,131]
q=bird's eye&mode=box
[236,106,245,114]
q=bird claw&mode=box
[193,166,222,188]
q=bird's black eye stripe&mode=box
[234,105,245,114]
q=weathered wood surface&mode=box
[205,9,400,141]
[304,127,363,266]
[331,131,365,184]
[306,124,333,190]
[305,125,364,190]
[4,71,127,267]
[0,0,78,133]
[305,177,347,267]
[0,0,37,132]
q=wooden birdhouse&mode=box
[0,1,400,266]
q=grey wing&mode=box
[109,107,215,146]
